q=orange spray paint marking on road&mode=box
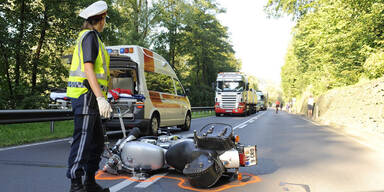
[237,173,242,181]
[95,171,261,192]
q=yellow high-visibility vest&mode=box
[67,29,110,99]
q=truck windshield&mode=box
[217,81,244,92]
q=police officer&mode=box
[66,1,111,192]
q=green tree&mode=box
[270,0,384,98]
[152,0,240,106]
[0,0,241,109]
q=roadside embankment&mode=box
[294,77,384,138]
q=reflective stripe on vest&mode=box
[67,81,108,92]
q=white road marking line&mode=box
[237,124,247,129]
[233,111,266,130]
[300,117,384,153]
[135,173,168,188]
[0,138,70,152]
[109,179,136,192]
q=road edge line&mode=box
[0,138,70,152]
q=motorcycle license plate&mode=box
[124,113,133,118]
[244,145,257,166]
[114,113,133,118]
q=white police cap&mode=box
[79,1,108,19]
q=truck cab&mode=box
[256,91,267,111]
[214,72,256,116]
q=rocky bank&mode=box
[294,77,384,138]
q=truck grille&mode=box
[221,95,237,109]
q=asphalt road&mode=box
[1,109,383,192]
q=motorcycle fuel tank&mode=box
[120,141,165,171]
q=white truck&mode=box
[214,72,257,116]
[256,91,268,111]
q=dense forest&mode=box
[0,0,244,109]
[265,0,384,99]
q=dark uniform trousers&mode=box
[66,93,104,179]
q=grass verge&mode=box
[0,111,215,148]
[192,110,215,119]
[0,120,73,147]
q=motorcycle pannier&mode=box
[183,153,225,188]
[194,123,235,151]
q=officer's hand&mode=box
[96,97,113,118]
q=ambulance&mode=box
[104,45,191,135]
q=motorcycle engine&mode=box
[120,141,166,171]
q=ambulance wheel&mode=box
[148,115,159,136]
[179,112,191,131]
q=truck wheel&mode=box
[147,115,159,136]
[215,113,220,117]
[180,113,191,131]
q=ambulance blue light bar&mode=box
[119,47,134,54]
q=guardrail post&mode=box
[50,121,55,133]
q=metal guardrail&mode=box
[0,110,73,124]
[191,107,214,112]
[0,107,214,125]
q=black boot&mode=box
[84,173,109,192]
[70,178,86,192]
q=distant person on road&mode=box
[66,1,111,192]
[308,95,314,118]
[280,101,283,111]
[275,100,280,114]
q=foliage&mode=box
[0,0,240,109]
[266,0,384,99]
[151,0,240,106]
[264,0,320,20]
[247,75,259,90]
[363,50,384,79]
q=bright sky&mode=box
[216,0,295,88]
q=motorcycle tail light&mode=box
[239,153,245,166]
[235,135,240,143]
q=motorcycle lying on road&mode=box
[102,123,257,188]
